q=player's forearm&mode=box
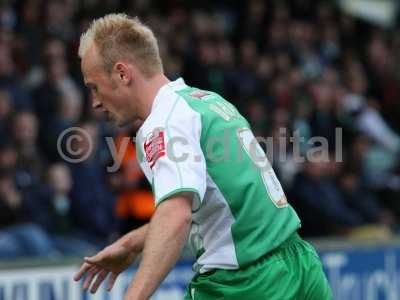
[124,198,192,300]
[120,223,149,253]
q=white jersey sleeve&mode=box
[137,95,207,210]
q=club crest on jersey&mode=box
[144,128,166,169]
[190,90,209,99]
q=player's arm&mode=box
[74,223,149,293]
[123,101,206,299]
[124,192,192,300]
[118,223,149,252]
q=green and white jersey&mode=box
[136,78,301,273]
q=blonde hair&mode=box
[79,13,163,77]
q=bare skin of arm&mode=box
[73,224,149,293]
[123,193,192,300]
[73,192,192,299]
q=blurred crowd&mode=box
[0,0,400,260]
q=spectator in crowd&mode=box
[25,37,68,90]
[0,43,31,110]
[338,171,396,228]
[308,78,340,151]
[68,121,116,246]
[0,89,13,137]
[0,142,59,259]
[28,163,97,256]
[12,110,44,191]
[108,126,155,234]
[292,156,364,236]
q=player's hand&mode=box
[73,241,138,293]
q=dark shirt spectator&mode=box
[68,122,116,243]
[292,159,365,236]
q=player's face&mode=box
[81,44,138,127]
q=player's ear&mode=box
[113,62,131,85]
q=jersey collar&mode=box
[137,78,188,134]
[151,77,187,112]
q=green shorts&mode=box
[184,233,333,300]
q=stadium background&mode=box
[0,0,400,299]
